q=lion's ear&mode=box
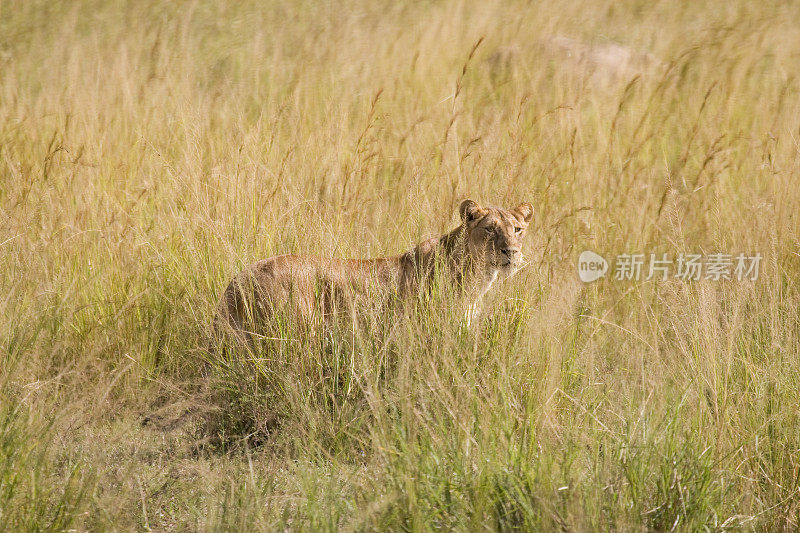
[459,199,486,223]
[512,202,534,223]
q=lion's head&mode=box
[458,199,534,275]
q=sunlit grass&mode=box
[2,0,799,529]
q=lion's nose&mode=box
[501,248,520,259]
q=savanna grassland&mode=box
[2,0,800,530]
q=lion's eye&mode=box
[485,226,495,234]
[514,226,523,234]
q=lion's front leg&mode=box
[463,300,483,328]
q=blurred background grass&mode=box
[2,0,800,529]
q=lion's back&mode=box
[214,254,400,335]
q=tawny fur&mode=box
[215,199,533,342]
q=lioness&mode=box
[215,199,533,344]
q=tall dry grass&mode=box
[2,0,800,529]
